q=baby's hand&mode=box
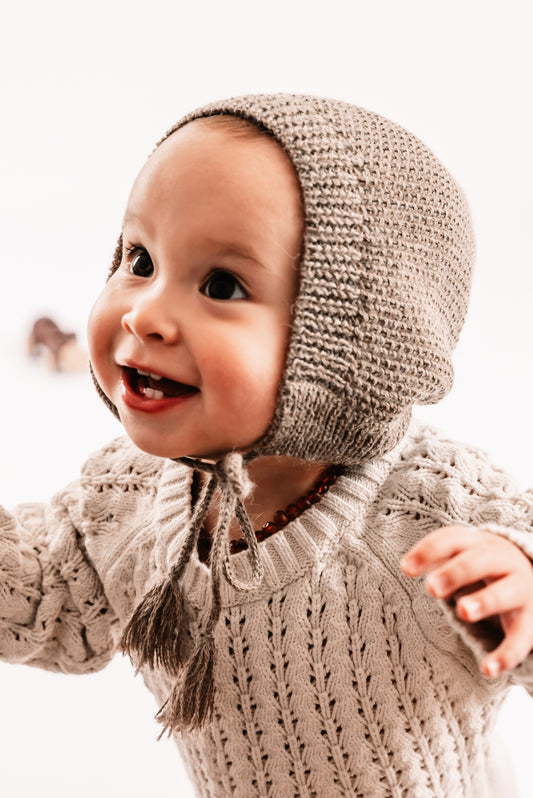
[401,526,533,677]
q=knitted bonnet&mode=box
[98,93,475,733]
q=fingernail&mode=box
[460,598,481,621]
[484,660,501,678]
[426,574,447,597]
[401,555,417,575]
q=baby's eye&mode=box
[127,248,154,278]
[202,271,247,301]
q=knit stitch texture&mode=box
[1,419,532,797]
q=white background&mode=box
[0,0,531,795]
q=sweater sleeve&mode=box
[0,482,117,674]
[405,424,533,692]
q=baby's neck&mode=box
[204,456,330,541]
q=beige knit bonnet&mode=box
[94,93,476,733]
[99,92,475,463]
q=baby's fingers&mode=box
[455,575,525,623]
[424,545,516,601]
[401,526,486,575]
[481,609,533,676]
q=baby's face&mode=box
[88,119,303,460]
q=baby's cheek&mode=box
[214,348,281,434]
[87,292,116,390]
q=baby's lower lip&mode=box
[120,368,199,414]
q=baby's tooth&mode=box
[141,386,164,400]
[136,369,162,380]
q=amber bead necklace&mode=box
[196,464,345,563]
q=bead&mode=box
[309,492,321,504]
[262,520,278,531]
[231,538,249,553]
[273,510,289,527]
[285,504,300,520]
[261,523,278,537]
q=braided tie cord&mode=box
[122,451,264,733]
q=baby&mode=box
[2,93,533,797]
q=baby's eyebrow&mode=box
[122,210,142,227]
[212,243,265,269]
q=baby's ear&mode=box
[107,233,123,280]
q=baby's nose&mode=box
[121,292,181,344]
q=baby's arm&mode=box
[0,484,116,673]
[401,527,533,677]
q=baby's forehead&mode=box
[129,117,303,217]
[155,114,300,185]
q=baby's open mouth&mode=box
[124,367,199,400]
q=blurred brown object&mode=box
[28,317,87,372]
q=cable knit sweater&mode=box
[1,418,533,798]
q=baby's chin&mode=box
[123,431,252,463]
[118,413,267,462]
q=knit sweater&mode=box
[1,418,532,797]
[92,93,480,738]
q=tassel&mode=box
[156,632,216,736]
[121,470,217,676]
[120,568,188,675]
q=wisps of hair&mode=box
[197,113,273,140]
